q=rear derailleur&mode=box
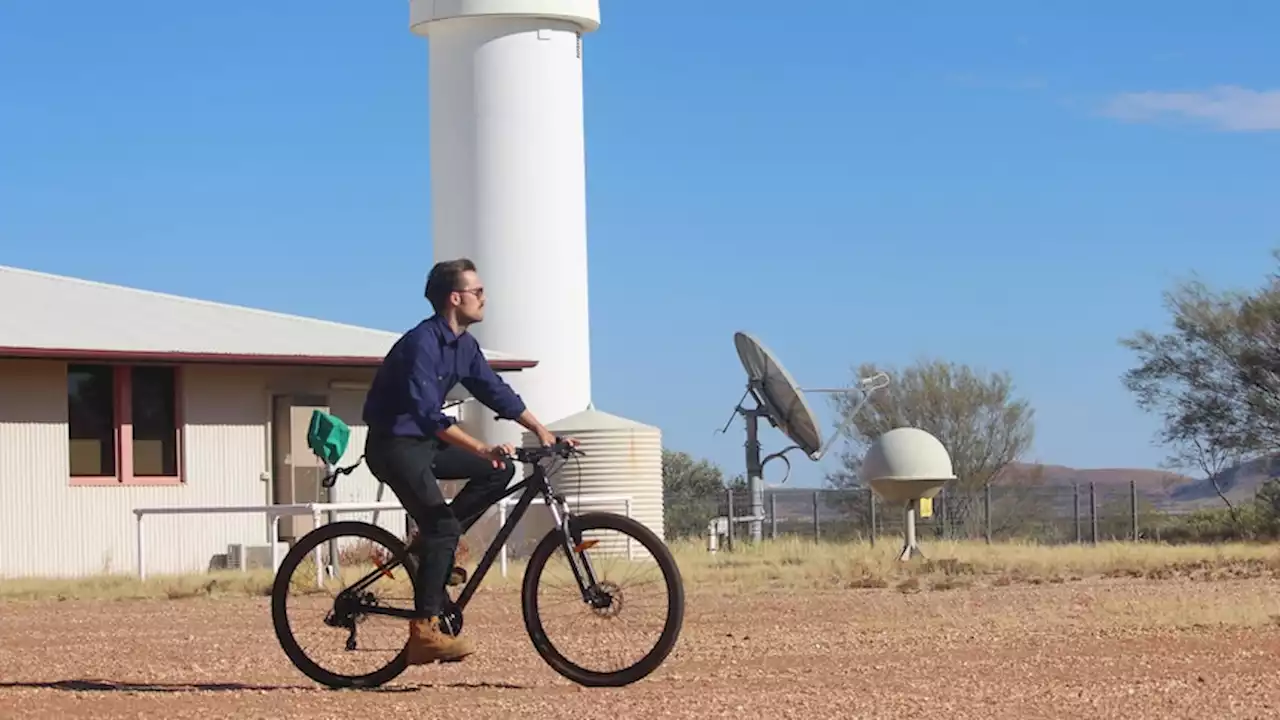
[325,589,375,651]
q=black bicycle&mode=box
[270,439,685,689]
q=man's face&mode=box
[452,270,486,325]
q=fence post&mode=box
[940,488,948,540]
[1089,482,1098,546]
[770,493,778,539]
[1074,483,1081,544]
[726,487,735,552]
[1130,479,1138,541]
[984,483,992,544]
[812,490,820,542]
[868,487,877,548]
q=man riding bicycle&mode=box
[361,257,576,665]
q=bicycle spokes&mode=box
[537,526,672,675]
[280,533,415,680]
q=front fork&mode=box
[546,492,608,607]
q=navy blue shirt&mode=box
[362,314,527,438]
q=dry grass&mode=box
[0,569,279,602]
[675,535,1280,593]
[4,536,1279,602]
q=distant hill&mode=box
[999,462,1192,508]
[783,456,1280,522]
[1167,455,1280,505]
[994,455,1280,511]
[977,453,1280,509]
[1006,463,1189,492]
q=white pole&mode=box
[313,509,324,588]
[270,512,282,572]
[135,512,145,580]
[409,0,602,443]
[499,501,509,578]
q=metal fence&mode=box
[708,482,1229,548]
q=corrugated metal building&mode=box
[0,265,537,578]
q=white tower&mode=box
[409,0,600,446]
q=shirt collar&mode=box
[428,313,462,346]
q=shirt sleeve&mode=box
[406,334,457,436]
[460,342,528,420]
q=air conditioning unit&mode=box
[227,543,288,571]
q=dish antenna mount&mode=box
[717,331,890,543]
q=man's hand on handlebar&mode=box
[480,443,517,469]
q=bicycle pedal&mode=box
[447,566,467,586]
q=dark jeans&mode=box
[363,432,515,617]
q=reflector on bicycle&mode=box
[307,409,351,465]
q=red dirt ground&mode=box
[3,579,1280,719]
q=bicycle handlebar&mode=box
[320,440,581,490]
[509,438,585,464]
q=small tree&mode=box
[825,358,1039,535]
[1120,252,1280,521]
[1253,478,1280,537]
[662,449,733,539]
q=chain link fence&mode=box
[703,482,1221,548]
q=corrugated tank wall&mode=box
[0,360,270,578]
[519,405,665,559]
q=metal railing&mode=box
[132,501,403,583]
[132,494,633,585]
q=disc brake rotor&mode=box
[589,581,623,618]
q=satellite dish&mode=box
[733,332,825,461]
[717,331,890,544]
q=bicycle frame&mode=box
[325,455,604,622]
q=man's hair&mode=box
[424,258,478,312]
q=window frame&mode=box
[67,362,185,487]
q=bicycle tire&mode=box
[520,512,685,687]
[270,520,420,689]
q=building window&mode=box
[131,366,179,476]
[68,364,117,477]
[67,363,183,485]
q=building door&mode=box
[272,394,330,542]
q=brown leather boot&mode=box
[405,616,476,665]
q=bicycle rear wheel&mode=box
[521,512,685,687]
[271,520,420,689]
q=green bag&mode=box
[307,409,351,466]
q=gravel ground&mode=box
[3,578,1280,719]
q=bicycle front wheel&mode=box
[521,512,685,687]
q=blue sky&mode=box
[3,1,1278,488]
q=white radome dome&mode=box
[860,427,956,504]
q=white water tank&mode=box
[518,404,664,557]
[410,0,600,454]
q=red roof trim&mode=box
[0,346,538,371]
